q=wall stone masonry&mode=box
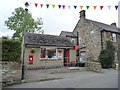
[2,61,22,87]
[86,61,102,73]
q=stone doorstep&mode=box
[50,67,86,74]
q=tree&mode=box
[99,40,115,68]
[5,7,43,39]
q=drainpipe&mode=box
[76,31,79,62]
[100,31,103,50]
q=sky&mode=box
[0,0,119,38]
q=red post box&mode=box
[29,55,33,64]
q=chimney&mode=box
[111,23,116,27]
[79,10,86,19]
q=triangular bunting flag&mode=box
[35,3,38,7]
[52,4,55,8]
[74,6,77,9]
[58,5,61,9]
[100,6,104,10]
[115,5,118,10]
[46,4,49,8]
[80,6,83,9]
[62,5,65,9]
[40,4,43,8]
[68,5,71,9]
[93,6,97,10]
[108,6,111,10]
[86,6,90,9]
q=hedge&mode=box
[2,39,21,61]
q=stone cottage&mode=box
[23,33,76,69]
[71,10,120,67]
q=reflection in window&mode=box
[112,33,117,42]
[40,48,62,60]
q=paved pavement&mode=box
[7,69,118,88]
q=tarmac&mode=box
[22,67,86,83]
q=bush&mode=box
[2,39,21,61]
[99,41,115,68]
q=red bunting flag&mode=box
[40,4,43,8]
[93,6,97,10]
[35,3,38,7]
[62,5,65,9]
[100,6,104,10]
[115,5,118,10]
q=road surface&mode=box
[7,69,118,88]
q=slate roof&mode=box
[24,33,74,47]
[88,19,120,34]
[60,31,77,37]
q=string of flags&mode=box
[18,0,119,11]
[34,3,119,10]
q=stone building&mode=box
[23,33,76,69]
[72,10,120,65]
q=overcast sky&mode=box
[0,0,119,38]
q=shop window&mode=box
[40,48,62,60]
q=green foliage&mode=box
[99,41,115,68]
[2,38,21,61]
[5,7,43,39]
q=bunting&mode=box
[46,4,49,8]
[108,6,111,10]
[52,4,55,8]
[35,3,38,7]
[80,6,83,9]
[68,5,71,9]
[93,6,97,10]
[32,3,119,11]
[86,6,90,9]
[58,5,61,9]
[100,6,104,10]
[74,6,77,9]
[40,4,43,8]
[62,5,65,9]
[115,5,118,10]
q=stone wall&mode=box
[74,19,102,62]
[28,60,63,70]
[2,61,22,87]
[86,61,102,72]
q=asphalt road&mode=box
[7,69,118,88]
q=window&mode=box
[40,48,62,60]
[79,37,81,45]
[112,33,117,42]
[71,38,76,44]
[79,51,87,63]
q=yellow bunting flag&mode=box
[52,4,55,8]
[93,6,97,10]
[80,6,83,9]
